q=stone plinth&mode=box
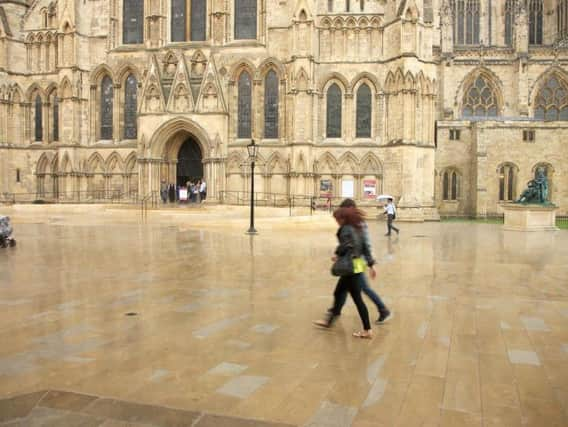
[503,203,558,231]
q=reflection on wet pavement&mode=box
[0,205,568,426]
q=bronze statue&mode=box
[515,167,550,204]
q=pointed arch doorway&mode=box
[177,137,203,186]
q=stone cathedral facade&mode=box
[0,0,567,218]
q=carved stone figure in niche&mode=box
[173,84,190,111]
[203,83,218,111]
[191,52,207,76]
[163,54,178,78]
[146,86,161,112]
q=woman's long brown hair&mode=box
[333,207,365,230]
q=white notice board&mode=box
[341,180,354,198]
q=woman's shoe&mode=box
[313,319,331,328]
[353,330,373,339]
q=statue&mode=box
[515,167,550,204]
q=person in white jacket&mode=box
[383,198,399,236]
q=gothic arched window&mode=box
[504,0,515,46]
[53,96,59,141]
[238,71,252,138]
[235,0,257,39]
[123,0,144,44]
[356,84,372,138]
[264,70,279,139]
[529,0,543,45]
[326,84,342,138]
[443,169,459,201]
[453,0,480,45]
[191,0,206,41]
[171,0,187,41]
[124,74,138,139]
[462,76,499,118]
[534,75,568,121]
[499,164,516,201]
[100,76,113,140]
[34,94,42,142]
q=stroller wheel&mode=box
[0,241,6,249]
[9,239,16,247]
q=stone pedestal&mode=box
[503,203,557,231]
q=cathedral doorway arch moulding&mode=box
[145,117,218,198]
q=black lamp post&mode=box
[246,139,259,234]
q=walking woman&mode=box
[314,207,373,339]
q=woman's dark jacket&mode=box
[335,224,376,267]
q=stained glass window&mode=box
[443,169,459,200]
[123,0,144,44]
[101,76,113,140]
[504,0,515,46]
[124,74,137,139]
[534,75,568,121]
[462,76,499,118]
[454,0,479,45]
[191,0,206,41]
[356,84,372,138]
[235,0,257,39]
[264,70,279,139]
[326,83,342,138]
[529,0,543,45]
[35,95,42,142]
[53,96,59,141]
[171,0,187,42]
[238,71,252,138]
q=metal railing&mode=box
[218,191,354,216]
[0,190,140,205]
[140,191,159,219]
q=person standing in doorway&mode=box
[160,179,168,204]
[200,180,207,202]
[383,198,399,236]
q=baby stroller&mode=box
[0,216,16,248]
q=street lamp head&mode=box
[247,139,258,159]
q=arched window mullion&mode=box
[443,171,449,200]
[462,75,499,118]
